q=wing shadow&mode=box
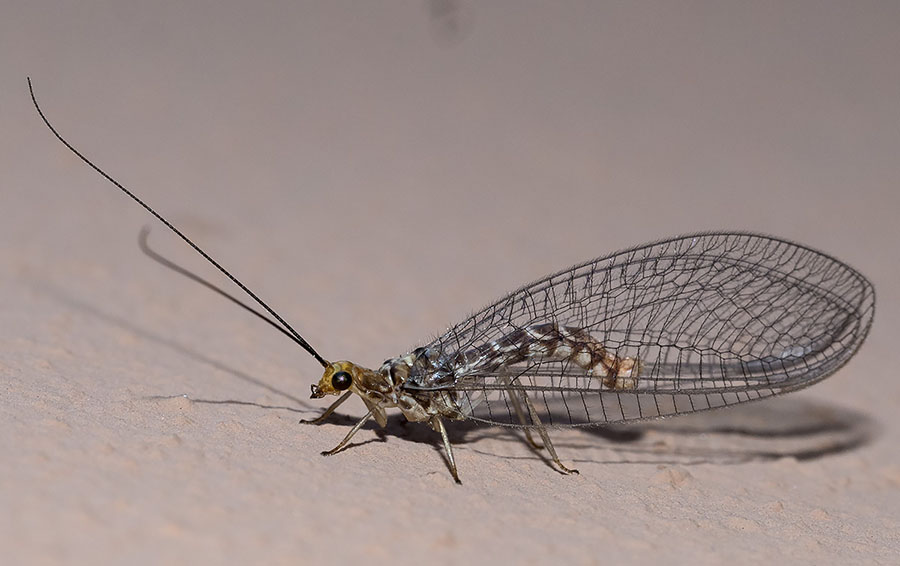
[470,396,878,466]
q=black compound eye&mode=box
[331,371,352,391]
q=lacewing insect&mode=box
[30,79,875,483]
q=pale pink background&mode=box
[2,2,898,564]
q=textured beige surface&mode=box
[2,2,899,564]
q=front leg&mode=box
[300,391,353,424]
[321,406,376,456]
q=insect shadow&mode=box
[295,395,876,470]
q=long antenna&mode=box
[28,78,330,369]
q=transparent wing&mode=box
[405,233,875,427]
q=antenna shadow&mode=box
[35,280,315,410]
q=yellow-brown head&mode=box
[311,360,369,398]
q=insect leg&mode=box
[499,376,543,450]
[300,391,353,424]
[431,416,462,484]
[519,390,579,475]
[320,406,376,456]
